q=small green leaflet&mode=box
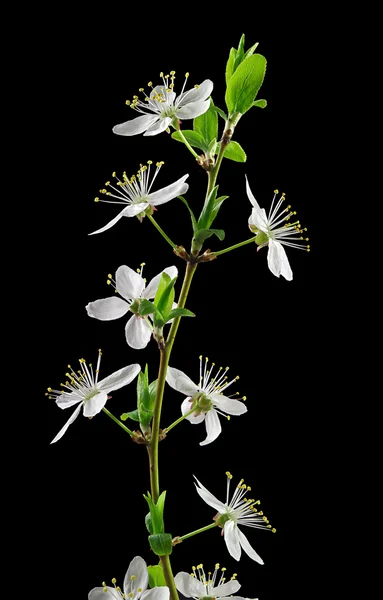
[216,140,247,162]
[194,229,225,245]
[148,565,167,588]
[193,100,218,149]
[171,130,207,153]
[225,54,267,115]
[253,99,267,108]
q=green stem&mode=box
[160,555,180,600]
[207,141,227,196]
[148,215,177,249]
[178,522,218,542]
[176,128,199,159]
[164,408,196,433]
[102,407,134,436]
[214,236,257,256]
[147,261,197,600]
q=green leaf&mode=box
[210,195,229,224]
[194,228,225,244]
[197,185,219,230]
[137,368,149,408]
[156,491,167,519]
[216,140,247,162]
[148,565,167,588]
[225,54,267,115]
[155,273,177,318]
[120,410,139,422]
[165,308,196,322]
[171,130,207,152]
[145,512,153,534]
[233,34,246,73]
[244,41,259,60]
[148,379,157,408]
[193,100,218,148]
[178,195,198,233]
[148,533,173,556]
[154,272,170,308]
[253,99,267,108]
[226,48,237,85]
[143,492,164,534]
[138,299,159,317]
[210,101,228,121]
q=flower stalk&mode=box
[177,522,218,542]
[102,407,135,437]
[148,214,177,249]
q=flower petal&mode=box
[181,397,206,424]
[200,409,222,446]
[98,364,141,394]
[143,117,172,136]
[149,175,189,207]
[267,240,293,280]
[211,394,247,415]
[88,207,128,236]
[50,403,83,444]
[211,579,241,597]
[224,521,241,561]
[177,79,213,105]
[237,528,264,564]
[142,266,178,299]
[55,392,83,409]
[113,114,158,136]
[166,367,199,396]
[86,297,130,321]
[116,265,146,300]
[268,239,292,281]
[194,476,226,512]
[89,587,122,600]
[83,390,108,417]
[125,315,152,349]
[246,177,268,233]
[124,556,148,597]
[141,588,170,600]
[121,202,149,217]
[174,572,205,598]
[176,100,210,120]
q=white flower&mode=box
[113,71,213,137]
[86,263,177,350]
[194,472,276,563]
[88,555,170,600]
[47,349,140,444]
[175,563,255,600]
[166,356,247,446]
[246,176,310,281]
[90,161,189,235]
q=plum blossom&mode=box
[86,263,177,349]
[166,356,247,446]
[47,349,140,444]
[246,176,310,280]
[90,161,188,235]
[113,72,213,137]
[194,472,276,563]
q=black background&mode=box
[28,13,328,600]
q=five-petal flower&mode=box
[175,563,254,600]
[194,472,276,563]
[86,263,177,349]
[113,72,213,137]
[47,349,140,444]
[88,555,170,600]
[246,176,310,280]
[166,356,247,446]
[90,161,189,235]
